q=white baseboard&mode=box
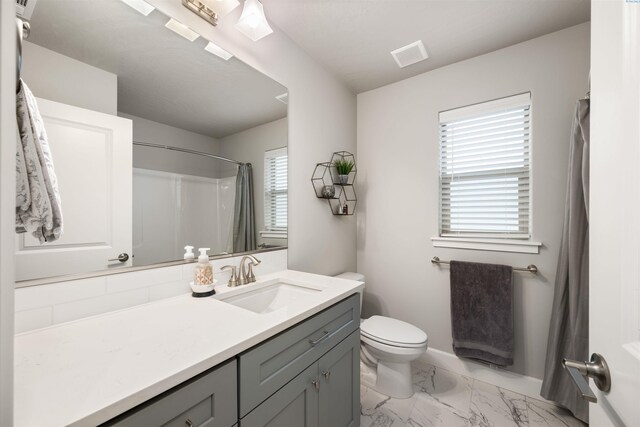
[418,348,543,401]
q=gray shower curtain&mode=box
[540,99,590,424]
[233,163,256,253]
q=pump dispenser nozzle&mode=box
[198,248,211,263]
[184,245,195,260]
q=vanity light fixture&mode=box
[204,41,233,60]
[165,18,200,42]
[120,0,155,16]
[235,0,273,41]
[205,0,240,18]
[182,0,240,26]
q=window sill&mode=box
[260,231,288,239]
[431,237,541,254]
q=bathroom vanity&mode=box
[14,271,363,427]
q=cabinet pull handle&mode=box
[312,379,320,391]
[309,330,330,346]
[185,419,194,427]
[322,370,330,380]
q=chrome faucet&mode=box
[238,255,261,285]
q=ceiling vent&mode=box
[391,40,428,68]
[16,0,38,20]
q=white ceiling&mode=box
[29,0,287,138]
[264,0,590,93]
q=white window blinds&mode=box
[439,93,531,238]
[264,147,288,234]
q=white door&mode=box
[590,0,640,425]
[15,98,132,281]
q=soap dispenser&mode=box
[194,248,214,286]
[184,245,195,261]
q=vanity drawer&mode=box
[238,293,359,417]
[104,359,237,427]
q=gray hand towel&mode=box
[450,260,513,366]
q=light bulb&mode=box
[235,0,273,41]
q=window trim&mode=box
[262,147,287,237]
[431,236,541,254]
[438,92,533,241]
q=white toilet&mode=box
[335,272,428,399]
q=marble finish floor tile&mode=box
[412,361,473,415]
[361,361,586,427]
[469,380,529,426]
[408,392,471,427]
[526,397,587,427]
[361,384,418,427]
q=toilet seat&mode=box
[361,315,427,348]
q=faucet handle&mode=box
[247,262,257,283]
[221,265,239,287]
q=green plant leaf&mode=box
[333,158,354,175]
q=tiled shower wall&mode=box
[15,249,287,334]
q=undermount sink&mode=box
[219,280,323,314]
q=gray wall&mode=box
[120,113,223,179]
[150,0,358,276]
[219,118,288,247]
[22,41,117,115]
[356,23,590,380]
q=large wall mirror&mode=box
[16,0,288,283]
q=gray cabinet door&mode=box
[318,330,360,427]
[239,294,359,416]
[241,363,319,427]
[104,359,237,427]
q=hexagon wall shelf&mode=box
[311,151,357,216]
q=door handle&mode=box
[322,370,330,380]
[108,253,129,263]
[312,379,320,391]
[562,353,611,403]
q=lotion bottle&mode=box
[194,248,214,286]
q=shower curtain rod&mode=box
[431,256,538,274]
[133,141,244,166]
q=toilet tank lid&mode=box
[335,272,365,281]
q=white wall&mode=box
[0,2,15,423]
[219,118,288,247]
[21,41,117,115]
[357,23,590,380]
[148,1,358,275]
[121,113,224,179]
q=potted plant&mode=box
[333,158,355,184]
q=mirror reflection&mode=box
[16,0,288,282]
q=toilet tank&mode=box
[334,272,365,314]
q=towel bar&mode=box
[431,256,538,274]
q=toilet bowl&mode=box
[335,272,428,399]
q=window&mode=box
[263,147,287,238]
[438,93,531,239]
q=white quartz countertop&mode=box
[14,270,364,427]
